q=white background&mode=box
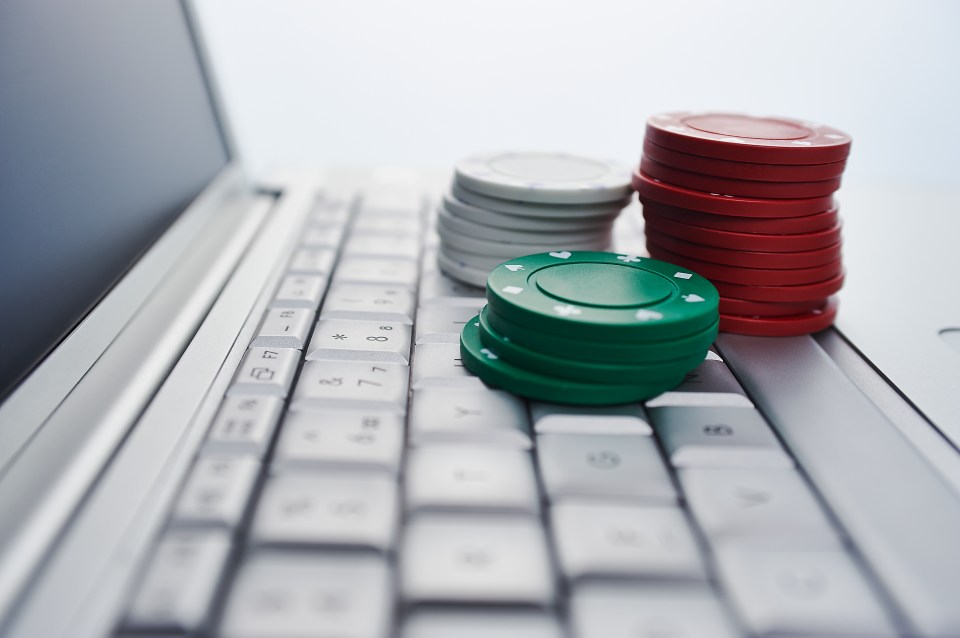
[195,0,960,184]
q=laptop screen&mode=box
[0,0,230,400]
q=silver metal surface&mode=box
[0,176,267,633]
[219,551,393,638]
[250,474,399,553]
[551,502,705,583]
[537,433,676,504]
[408,387,531,449]
[650,405,793,469]
[1,171,321,638]
[405,446,540,515]
[400,514,555,606]
[718,333,960,637]
[835,180,960,447]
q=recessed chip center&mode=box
[535,263,673,308]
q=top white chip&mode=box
[455,152,633,205]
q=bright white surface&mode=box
[195,0,960,183]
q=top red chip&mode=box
[646,112,852,165]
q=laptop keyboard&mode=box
[117,190,899,638]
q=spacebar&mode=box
[717,333,960,638]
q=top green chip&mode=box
[486,251,719,340]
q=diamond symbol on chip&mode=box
[682,294,705,303]
[549,251,572,259]
[480,347,498,360]
[504,264,524,272]
[502,285,523,295]
[674,272,692,280]
[635,309,663,321]
[617,254,642,263]
[553,304,582,317]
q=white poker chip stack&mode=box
[437,151,634,287]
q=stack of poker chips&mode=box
[436,151,634,287]
[459,251,720,405]
[633,112,851,336]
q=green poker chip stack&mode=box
[460,251,720,405]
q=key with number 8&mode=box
[306,319,411,364]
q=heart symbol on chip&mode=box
[635,309,663,321]
[549,251,572,259]
[504,264,523,272]
[682,294,705,303]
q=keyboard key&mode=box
[228,347,300,397]
[220,552,392,638]
[172,456,260,528]
[321,283,415,324]
[310,199,352,225]
[402,610,563,638]
[645,351,753,408]
[292,360,409,413]
[650,405,793,468]
[415,305,479,344]
[401,515,554,606]
[571,583,740,638]
[411,343,484,388]
[679,468,841,549]
[360,187,423,217]
[409,387,531,448]
[306,318,411,364]
[352,214,422,236]
[250,474,399,553]
[124,529,230,634]
[715,546,897,637]
[343,233,420,260]
[417,270,487,307]
[271,273,327,309]
[288,246,336,274]
[273,410,403,475]
[334,256,419,287]
[551,503,705,583]
[301,223,345,248]
[405,446,539,515]
[250,307,314,350]
[530,403,652,436]
[537,434,676,504]
[204,395,283,457]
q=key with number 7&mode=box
[292,360,410,413]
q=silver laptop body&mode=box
[1,2,959,637]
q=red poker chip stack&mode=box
[633,112,851,337]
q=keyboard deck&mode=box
[116,188,906,638]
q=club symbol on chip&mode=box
[682,294,706,303]
[635,309,664,321]
[617,254,642,263]
[504,264,524,272]
[553,304,582,317]
[502,285,524,295]
[548,251,572,259]
[480,348,498,360]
